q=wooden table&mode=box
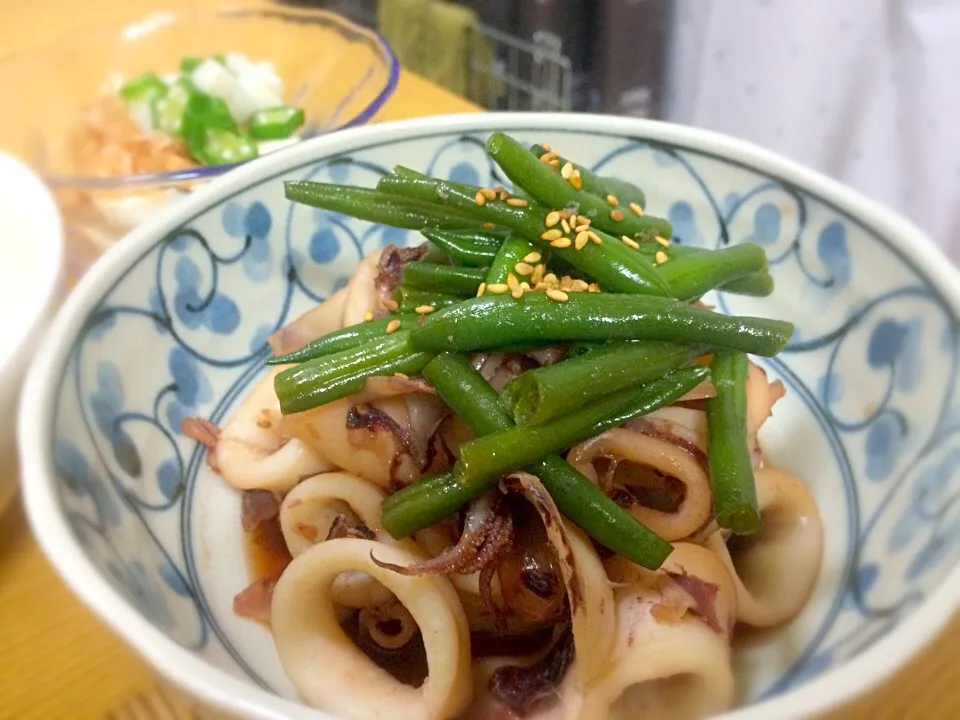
[0,2,958,719]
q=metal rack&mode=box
[280,0,573,111]
[468,23,572,112]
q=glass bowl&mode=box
[0,6,398,281]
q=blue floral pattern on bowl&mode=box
[42,122,960,713]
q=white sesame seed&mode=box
[544,212,560,228]
[487,283,509,294]
[523,251,542,263]
[655,250,669,264]
[386,319,401,334]
[550,237,572,249]
[547,289,569,302]
[541,228,563,241]
[414,305,436,315]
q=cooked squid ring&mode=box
[280,472,387,556]
[704,466,823,627]
[467,653,586,720]
[746,362,784,438]
[567,428,713,542]
[279,472,413,609]
[628,406,707,454]
[282,390,440,489]
[504,473,615,685]
[267,287,347,356]
[578,572,735,720]
[605,542,739,637]
[216,367,333,493]
[272,538,472,720]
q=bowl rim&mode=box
[19,112,960,720]
[27,5,400,190]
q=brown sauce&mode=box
[245,517,291,583]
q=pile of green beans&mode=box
[261,130,797,567]
[501,341,707,425]
[382,353,674,568]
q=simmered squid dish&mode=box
[185,132,824,720]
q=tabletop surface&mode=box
[1,2,958,719]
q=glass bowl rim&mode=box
[18,5,400,190]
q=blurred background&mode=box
[3,0,958,264]
[299,0,960,263]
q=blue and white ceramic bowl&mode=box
[19,114,960,720]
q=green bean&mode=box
[431,180,671,295]
[267,314,416,365]
[381,470,473,539]
[378,168,670,295]
[502,341,705,425]
[274,330,434,414]
[378,166,452,203]
[706,352,761,534]
[379,166,670,294]
[637,243,775,297]
[401,262,486,295]
[420,228,504,266]
[455,366,709,487]
[410,293,794,357]
[485,234,537,285]
[487,132,671,240]
[531,144,646,209]
[382,353,673,568]
[284,182,481,230]
[396,287,462,313]
[723,272,775,297]
[419,242,451,265]
[423,352,514,435]
[655,244,769,300]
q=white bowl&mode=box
[18,113,960,719]
[0,154,63,516]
